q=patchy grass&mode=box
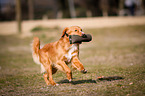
[31,25,60,32]
[0,25,145,95]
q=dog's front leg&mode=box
[57,61,72,81]
[71,56,87,74]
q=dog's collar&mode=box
[62,32,69,37]
[66,33,69,37]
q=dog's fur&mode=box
[32,26,87,86]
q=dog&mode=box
[32,26,87,86]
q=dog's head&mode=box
[61,26,84,37]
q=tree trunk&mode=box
[100,0,109,17]
[16,0,21,34]
[28,0,34,20]
[68,0,76,18]
[119,0,124,16]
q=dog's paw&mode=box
[81,69,87,74]
[55,83,59,86]
[69,79,72,82]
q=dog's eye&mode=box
[75,30,77,32]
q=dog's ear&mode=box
[61,27,68,37]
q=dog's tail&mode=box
[32,37,41,65]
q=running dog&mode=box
[32,26,87,86]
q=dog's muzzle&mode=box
[69,34,92,44]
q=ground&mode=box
[0,24,145,95]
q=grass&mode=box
[31,25,60,32]
[0,25,145,95]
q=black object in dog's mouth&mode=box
[69,34,92,44]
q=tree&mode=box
[100,0,109,17]
[68,0,76,18]
[119,0,124,16]
[16,0,22,34]
[28,0,34,20]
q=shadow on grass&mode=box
[97,76,124,81]
[58,76,124,85]
[58,79,97,85]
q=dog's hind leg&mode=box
[43,67,57,85]
[43,73,50,85]
[44,64,58,86]
[41,57,58,86]
[43,66,57,86]
[56,61,72,82]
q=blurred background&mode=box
[0,1,145,95]
[0,0,145,21]
[0,0,145,35]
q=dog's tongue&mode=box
[69,34,92,44]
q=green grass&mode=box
[31,25,60,32]
[0,25,145,95]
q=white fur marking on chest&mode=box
[65,44,78,62]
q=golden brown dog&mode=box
[32,26,87,86]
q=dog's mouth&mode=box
[69,34,92,44]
